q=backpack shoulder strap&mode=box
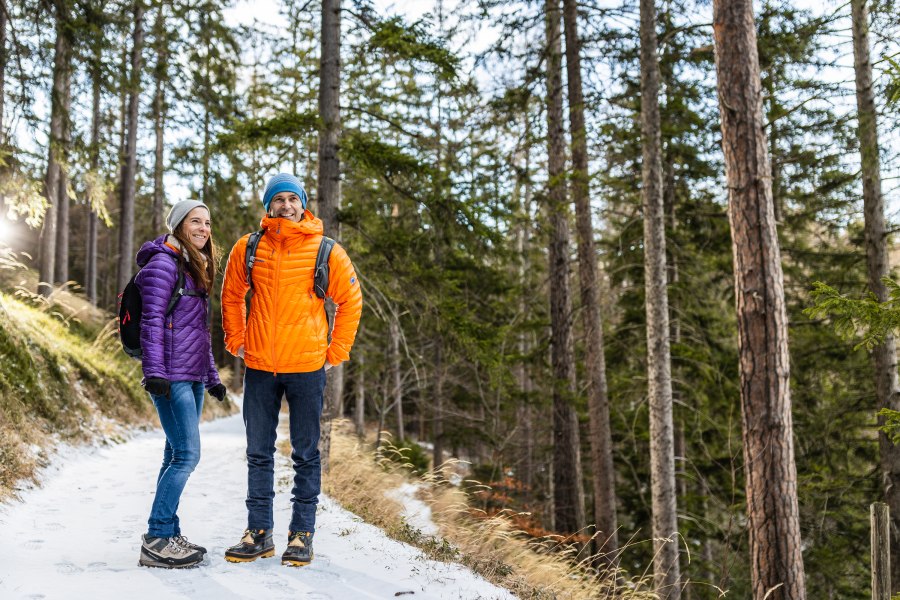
[246,230,264,291]
[314,236,336,299]
[164,259,187,316]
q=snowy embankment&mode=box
[0,404,516,600]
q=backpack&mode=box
[245,231,336,298]
[118,257,208,359]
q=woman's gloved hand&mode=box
[208,383,227,402]
[144,377,170,397]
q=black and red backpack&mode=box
[117,257,206,359]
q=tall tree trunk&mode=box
[433,342,444,471]
[712,0,807,597]
[390,317,404,441]
[355,351,366,437]
[151,3,167,233]
[544,0,585,535]
[54,58,72,285]
[318,0,342,471]
[0,0,7,144]
[562,0,618,563]
[39,2,72,297]
[117,0,144,292]
[851,0,900,591]
[640,0,680,594]
[85,38,101,306]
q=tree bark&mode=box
[319,0,342,471]
[86,35,101,306]
[712,0,807,597]
[54,57,72,285]
[151,2,167,234]
[0,0,7,144]
[544,0,585,535]
[117,0,144,292]
[39,1,72,297]
[355,351,366,438]
[563,0,618,563]
[390,317,404,441]
[640,0,680,595]
[433,342,444,471]
[851,0,900,591]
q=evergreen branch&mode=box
[805,280,900,350]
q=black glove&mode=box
[208,383,227,402]
[144,377,170,397]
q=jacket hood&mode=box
[260,210,323,241]
[136,234,180,268]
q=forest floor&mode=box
[0,394,516,600]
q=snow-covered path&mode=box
[0,409,515,600]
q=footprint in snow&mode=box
[23,539,44,550]
[55,561,84,574]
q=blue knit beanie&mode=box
[262,173,307,212]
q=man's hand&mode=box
[324,362,333,372]
[144,377,170,397]
[237,346,245,358]
[208,383,227,402]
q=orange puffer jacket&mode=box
[221,212,362,373]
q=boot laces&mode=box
[165,537,191,555]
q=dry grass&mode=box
[324,421,660,600]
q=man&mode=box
[221,173,362,567]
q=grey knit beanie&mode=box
[166,200,209,233]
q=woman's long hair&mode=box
[171,222,218,292]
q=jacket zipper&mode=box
[271,225,283,375]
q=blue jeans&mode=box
[243,367,326,533]
[147,381,204,538]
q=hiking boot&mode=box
[175,534,207,555]
[139,534,203,568]
[281,531,314,567]
[224,528,274,563]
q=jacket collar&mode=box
[260,210,324,242]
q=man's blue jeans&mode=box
[243,367,326,533]
[147,381,204,538]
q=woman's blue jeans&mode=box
[147,381,204,538]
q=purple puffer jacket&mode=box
[135,235,220,388]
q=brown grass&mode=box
[323,421,660,599]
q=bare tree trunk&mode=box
[433,342,444,471]
[562,0,618,562]
[640,0,680,594]
[851,0,900,591]
[0,0,7,144]
[54,59,72,285]
[151,2,167,233]
[390,318,404,441]
[712,0,807,597]
[85,38,101,306]
[39,2,72,297]
[544,0,585,535]
[117,0,144,292]
[319,0,342,471]
[355,351,366,437]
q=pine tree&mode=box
[712,0,806,597]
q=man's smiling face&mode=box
[269,192,304,222]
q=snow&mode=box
[0,406,516,600]
[386,484,440,537]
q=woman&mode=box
[135,199,226,569]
